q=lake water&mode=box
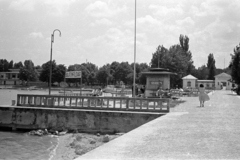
[0,131,58,160]
[0,89,62,160]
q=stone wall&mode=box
[0,106,162,133]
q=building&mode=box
[0,69,21,85]
[182,72,233,90]
[0,68,43,86]
[142,68,176,97]
[214,73,232,90]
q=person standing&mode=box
[199,84,210,107]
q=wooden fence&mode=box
[17,94,170,113]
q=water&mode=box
[0,131,58,160]
[0,89,61,160]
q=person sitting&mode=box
[94,88,102,96]
[156,87,164,98]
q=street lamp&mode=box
[49,29,61,95]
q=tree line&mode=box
[0,34,233,88]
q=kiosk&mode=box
[142,68,176,97]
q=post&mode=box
[49,34,53,95]
[80,77,82,96]
[49,29,61,95]
[133,0,137,97]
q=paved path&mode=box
[76,90,240,160]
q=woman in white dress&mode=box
[199,84,210,107]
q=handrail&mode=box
[16,94,170,113]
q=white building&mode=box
[182,75,197,88]
[214,73,232,90]
[182,72,233,90]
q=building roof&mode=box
[214,72,231,78]
[197,80,214,82]
[182,74,197,80]
[142,68,176,75]
[141,71,177,75]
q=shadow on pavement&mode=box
[169,100,186,108]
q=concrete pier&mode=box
[0,105,164,133]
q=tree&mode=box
[196,65,209,80]
[52,64,66,85]
[8,60,14,69]
[207,53,216,80]
[18,60,38,85]
[150,35,194,88]
[114,62,132,84]
[0,59,9,72]
[13,61,23,69]
[39,60,57,86]
[67,63,98,86]
[229,44,240,94]
[96,64,114,85]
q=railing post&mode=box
[17,94,20,106]
[126,98,129,109]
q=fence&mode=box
[17,94,170,113]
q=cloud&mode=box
[29,32,43,38]
[90,18,113,27]
[9,0,35,12]
[176,17,195,26]
[149,4,183,19]
[43,0,76,16]
[85,1,126,18]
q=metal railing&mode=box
[17,94,170,113]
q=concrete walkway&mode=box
[76,90,240,160]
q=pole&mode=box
[133,0,137,97]
[80,76,82,96]
[49,34,53,95]
[49,29,61,95]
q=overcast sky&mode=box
[0,0,239,69]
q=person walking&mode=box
[199,84,210,107]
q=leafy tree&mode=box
[39,60,57,86]
[207,53,216,80]
[110,61,120,83]
[150,35,194,88]
[130,63,149,84]
[67,63,98,86]
[0,59,9,72]
[229,44,240,94]
[52,64,66,85]
[114,62,132,84]
[196,65,209,80]
[8,60,14,69]
[179,34,189,52]
[18,60,38,85]
[96,64,114,85]
[13,61,23,69]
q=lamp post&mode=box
[49,29,61,95]
[133,0,137,97]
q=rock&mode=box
[90,140,96,144]
[59,130,68,136]
[97,133,100,136]
[102,134,109,143]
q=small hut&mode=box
[141,68,176,97]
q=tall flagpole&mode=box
[133,0,137,97]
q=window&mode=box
[187,81,191,87]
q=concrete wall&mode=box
[0,106,162,133]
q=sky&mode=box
[0,0,239,69]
